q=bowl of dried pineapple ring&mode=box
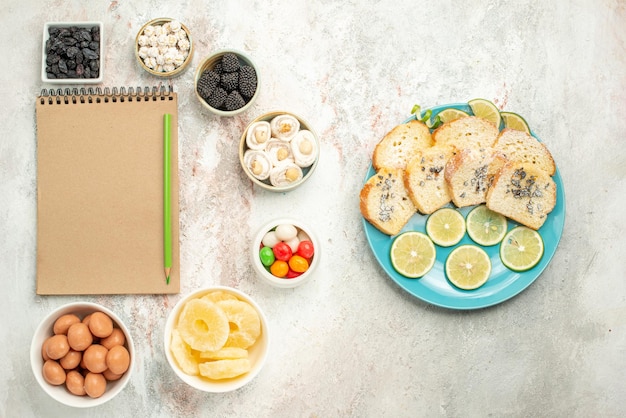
[163,286,269,392]
[239,111,320,192]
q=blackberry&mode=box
[212,61,223,74]
[238,65,257,99]
[224,91,245,111]
[205,87,227,109]
[220,53,240,72]
[220,72,239,92]
[197,70,219,99]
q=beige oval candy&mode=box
[88,312,113,338]
[67,323,93,351]
[42,360,66,386]
[83,344,109,373]
[53,314,81,335]
[100,328,126,350]
[46,334,70,360]
[59,349,82,370]
[84,372,107,398]
[103,368,123,381]
[65,370,86,396]
[106,345,130,375]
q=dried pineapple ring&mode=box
[199,346,248,360]
[177,299,229,352]
[201,290,238,304]
[169,329,199,376]
[198,358,252,380]
[217,300,261,349]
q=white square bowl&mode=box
[42,22,104,84]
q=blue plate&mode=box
[362,103,566,310]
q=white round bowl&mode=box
[194,49,260,116]
[252,218,320,288]
[239,111,320,192]
[163,286,269,392]
[30,302,135,408]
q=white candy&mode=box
[285,236,300,253]
[157,34,168,46]
[170,20,182,32]
[138,20,190,73]
[143,56,157,69]
[138,46,149,59]
[178,38,190,51]
[262,231,280,248]
[275,224,298,241]
[143,25,155,37]
[297,230,311,242]
[137,35,149,47]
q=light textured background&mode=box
[1,1,625,417]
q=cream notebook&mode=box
[36,86,180,294]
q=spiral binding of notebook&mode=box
[38,85,175,105]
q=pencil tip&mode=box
[166,275,170,285]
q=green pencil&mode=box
[164,113,172,284]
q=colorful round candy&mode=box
[259,246,275,267]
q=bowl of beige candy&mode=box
[239,111,320,192]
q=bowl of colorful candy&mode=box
[239,111,320,192]
[252,218,320,288]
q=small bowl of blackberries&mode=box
[42,22,104,84]
[194,49,259,116]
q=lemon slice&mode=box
[390,231,436,278]
[468,98,501,128]
[425,207,466,247]
[465,205,508,246]
[436,108,470,123]
[500,111,531,134]
[445,244,491,290]
[500,226,544,271]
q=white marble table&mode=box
[2,1,625,417]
